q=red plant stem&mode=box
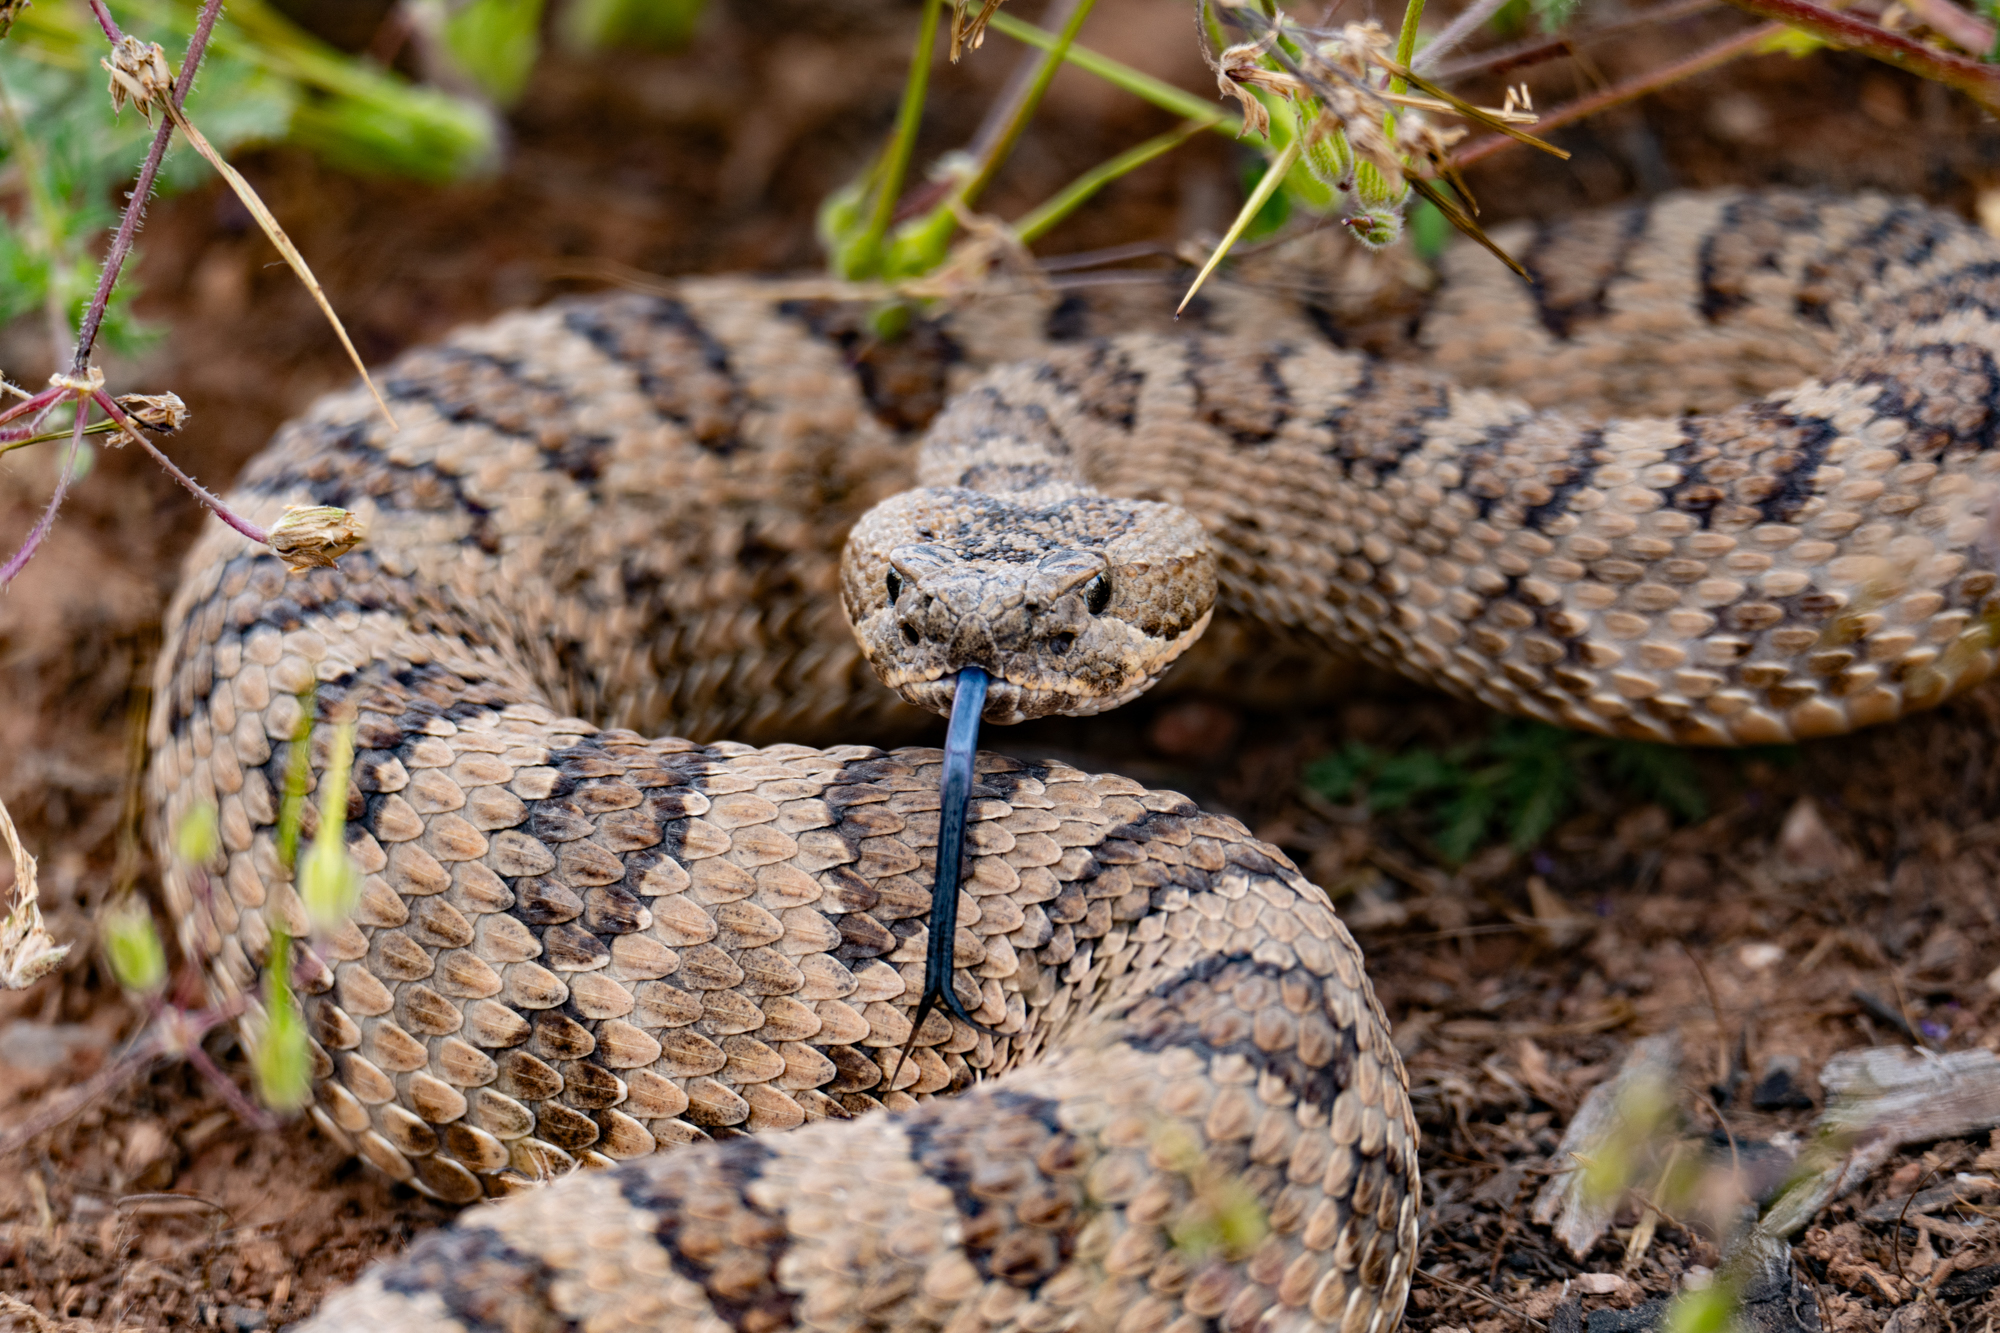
[0,406,87,586]
[1719,0,2000,108]
[1452,21,1782,169]
[181,1037,278,1131]
[94,390,270,544]
[70,0,229,372]
[0,384,65,430]
[83,0,123,42]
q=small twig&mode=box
[1452,20,1782,168]
[92,391,271,545]
[1679,940,1735,1098]
[180,1030,278,1132]
[1890,1166,1939,1285]
[0,396,88,586]
[83,0,123,42]
[1418,1267,1552,1329]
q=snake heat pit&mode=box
[145,191,2000,1332]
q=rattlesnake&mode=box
[144,190,2000,1331]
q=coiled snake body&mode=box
[146,192,2000,1330]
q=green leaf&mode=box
[442,0,545,106]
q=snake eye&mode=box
[1048,633,1075,655]
[886,569,904,605]
[1084,573,1111,615]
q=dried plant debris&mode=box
[0,795,68,991]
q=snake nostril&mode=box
[901,622,920,646]
[1048,633,1074,654]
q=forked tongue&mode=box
[890,666,997,1087]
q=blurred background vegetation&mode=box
[0,0,704,355]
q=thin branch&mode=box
[0,402,87,587]
[1452,20,1782,168]
[92,391,271,545]
[83,0,123,42]
[1719,0,2000,110]
[72,0,229,372]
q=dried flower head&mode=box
[268,504,366,573]
[116,392,189,434]
[0,795,68,991]
[102,36,174,122]
[0,1,31,42]
[1205,37,1294,139]
[950,0,1008,62]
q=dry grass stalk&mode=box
[102,49,398,431]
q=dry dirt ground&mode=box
[4,1,2000,1328]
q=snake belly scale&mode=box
[146,191,2000,1330]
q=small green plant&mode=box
[1305,718,1707,864]
[1,0,500,352]
[100,893,167,995]
[256,687,361,1111]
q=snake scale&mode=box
[143,190,2000,1331]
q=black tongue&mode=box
[892,667,999,1087]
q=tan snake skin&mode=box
[145,191,2000,1331]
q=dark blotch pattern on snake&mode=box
[145,192,2000,1331]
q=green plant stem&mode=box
[0,417,123,458]
[1013,114,1222,243]
[1719,0,2000,110]
[956,0,1097,210]
[1391,0,1426,95]
[1177,136,1299,315]
[986,11,1251,139]
[858,0,945,273]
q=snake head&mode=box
[841,487,1217,723]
